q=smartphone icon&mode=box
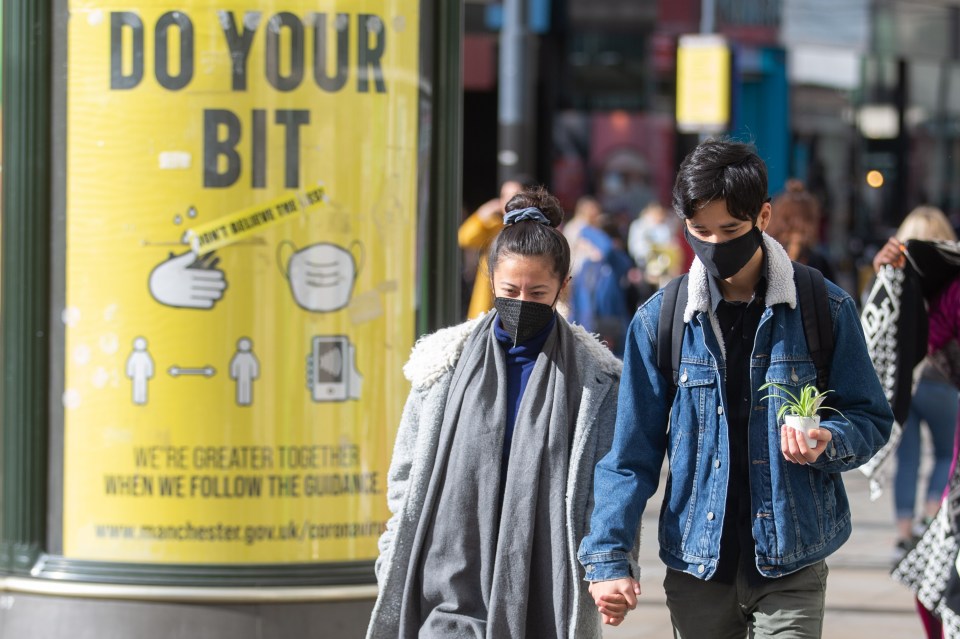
[307,335,357,402]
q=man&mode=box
[578,140,893,637]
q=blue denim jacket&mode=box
[578,236,894,581]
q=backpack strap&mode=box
[657,274,688,401]
[793,262,834,392]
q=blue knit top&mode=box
[493,313,557,468]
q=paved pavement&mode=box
[602,465,925,638]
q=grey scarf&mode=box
[398,313,582,639]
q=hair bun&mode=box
[503,207,551,227]
[504,185,564,228]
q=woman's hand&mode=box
[873,236,905,272]
[476,197,504,222]
[588,577,641,625]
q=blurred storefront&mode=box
[787,0,960,290]
[462,0,790,219]
[464,0,960,295]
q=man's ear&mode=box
[757,202,773,232]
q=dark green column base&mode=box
[29,555,374,587]
[0,542,43,575]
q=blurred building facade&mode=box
[1,3,959,637]
[463,0,960,292]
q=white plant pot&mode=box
[784,414,819,449]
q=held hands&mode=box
[781,425,833,465]
[588,577,641,626]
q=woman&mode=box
[869,218,960,637]
[884,208,960,562]
[767,179,835,280]
[367,186,625,639]
[457,178,528,318]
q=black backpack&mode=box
[656,262,833,401]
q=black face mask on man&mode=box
[684,225,763,280]
[494,296,557,346]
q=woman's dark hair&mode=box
[487,186,571,281]
[672,139,768,222]
[767,179,822,246]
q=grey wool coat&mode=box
[366,315,624,639]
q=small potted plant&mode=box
[758,382,846,448]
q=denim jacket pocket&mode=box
[665,362,718,545]
[763,360,818,421]
[765,359,817,387]
[671,362,717,449]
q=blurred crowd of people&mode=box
[458,176,839,358]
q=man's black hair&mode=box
[672,139,768,223]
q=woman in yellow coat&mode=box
[458,179,526,318]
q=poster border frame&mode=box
[30,0,462,586]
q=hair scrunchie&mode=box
[503,207,551,227]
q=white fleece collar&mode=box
[403,315,487,390]
[684,232,797,322]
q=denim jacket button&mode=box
[697,564,705,574]
[791,368,799,382]
[707,512,715,521]
[714,459,721,468]
[717,405,723,415]
[586,564,594,573]
[680,371,688,383]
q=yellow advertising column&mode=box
[63,2,419,566]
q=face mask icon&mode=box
[278,241,364,312]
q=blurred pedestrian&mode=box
[871,233,960,638]
[563,194,603,277]
[458,178,528,319]
[767,179,835,281]
[569,220,635,357]
[598,148,655,232]
[578,139,893,634]
[367,186,623,639]
[627,201,683,290]
[887,208,959,563]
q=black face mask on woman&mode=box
[684,225,763,280]
[494,296,557,346]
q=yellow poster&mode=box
[63,1,420,563]
[676,34,730,134]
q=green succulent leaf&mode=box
[758,382,847,421]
